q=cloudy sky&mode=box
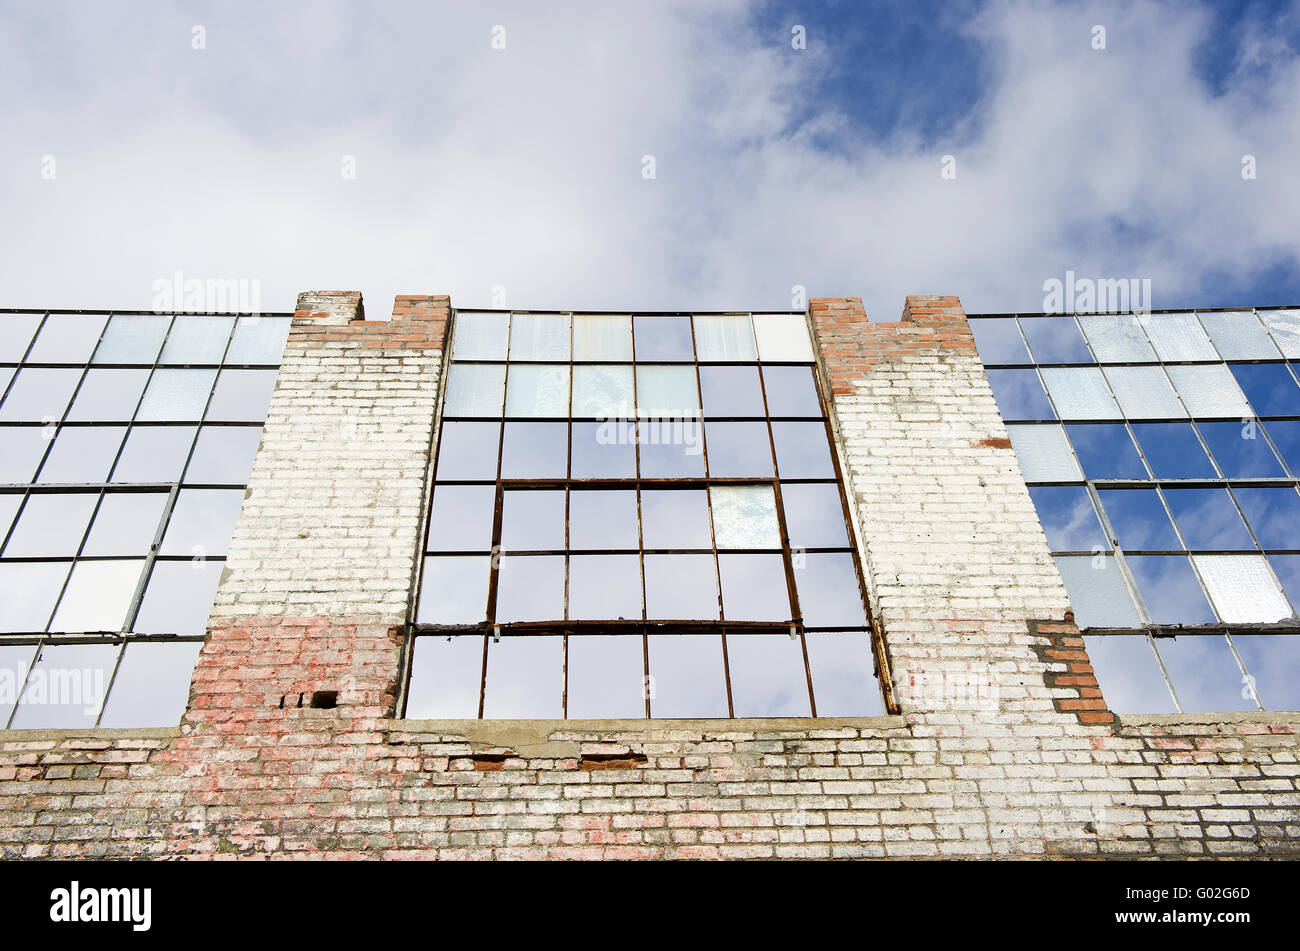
[1,0,1298,319]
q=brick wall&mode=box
[0,291,1296,860]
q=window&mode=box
[407,310,881,719]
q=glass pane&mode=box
[0,314,42,361]
[781,482,850,549]
[1095,488,1180,551]
[1027,486,1108,551]
[505,364,569,417]
[704,422,773,477]
[806,633,882,716]
[571,421,636,478]
[710,485,780,549]
[225,316,290,364]
[762,365,822,417]
[205,369,277,422]
[1102,366,1185,419]
[98,641,203,728]
[500,489,565,551]
[698,365,764,417]
[1040,367,1120,420]
[37,426,126,483]
[26,313,107,364]
[133,560,224,634]
[483,635,563,718]
[1006,425,1082,482]
[568,555,642,620]
[65,367,150,421]
[500,422,567,478]
[427,484,496,552]
[0,427,52,483]
[969,317,1030,364]
[49,559,144,632]
[771,421,834,478]
[495,555,564,622]
[185,426,261,484]
[566,636,645,718]
[1054,555,1142,628]
[1020,316,1091,363]
[638,420,705,477]
[158,315,234,364]
[1198,311,1278,360]
[1126,555,1216,624]
[569,489,638,550]
[1165,365,1251,419]
[0,367,83,421]
[0,561,69,632]
[573,314,632,361]
[136,368,218,421]
[571,365,633,418]
[1154,635,1255,712]
[718,553,790,621]
[159,488,246,556]
[1262,420,1300,474]
[82,492,168,555]
[985,369,1055,420]
[1233,635,1300,712]
[417,555,490,624]
[434,421,500,480]
[636,365,699,417]
[1232,487,1300,550]
[1083,635,1175,713]
[111,426,197,482]
[1163,488,1253,550]
[726,634,811,717]
[1129,423,1216,479]
[509,314,570,361]
[1196,421,1285,477]
[693,315,756,361]
[795,552,867,627]
[9,642,120,729]
[752,314,814,362]
[1192,555,1291,623]
[1140,312,1217,361]
[1077,314,1157,362]
[1259,310,1300,358]
[644,554,719,620]
[633,316,693,361]
[1228,363,1300,417]
[93,314,170,364]
[405,635,483,719]
[647,634,728,717]
[3,492,98,557]
[451,312,508,361]
[1064,424,1147,479]
[0,643,38,724]
[442,364,505,417]
[641,489,712,549]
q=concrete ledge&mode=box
[0,727,182,743]
[1116,711,1300,729]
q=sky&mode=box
[1,0,1299,319]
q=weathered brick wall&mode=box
[0,291,1296,860]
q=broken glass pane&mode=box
[780,482,850,548]
[633,316,693,362]
[1126,555,1217,624]
[985,369,1055,420]
[698,365,764,417]
[0,427,51,483]
[1228,363,1300,417]
[65,368,151,421]
[1128,423,1216,479]
[26,314,108,364]
[1027,486,1108,551]
[0,367,83,422]
[1095,488,1180,551]
[647,634,728,717]
[569,489,638,550]
[1064,424,1147,479]
[1019,316,1092,363]
[482,635,563,718]
[133,559,224,635]
[969,317,1030,364]
[0,561,69,632]
[1083,635,1174,713]
[640,489,712,549]
[405,635,483,719]
[1196,421,1286,478]
[81,492,168,556]
[704,422,773,477]
[570,421,636,478]
[494,555,565,622]
[500,422,568,478]
[567,635,646,718]
[9,642,120,729]
[638,420,705,477]
[1154,634,1255,713]
[185,426,262,484]
[36,426,126,484]
[1231,487,1300,550]
[159,488,246,557]
[567,555,642,620]
[771,421,835,478]
[643,554,719,619]
[805,633,883,717]
[417,555,490,624]
[795,553,867,628]
[3,491,97,557]
[726,634,811,717]
[717,554,790,621]
[1163,488,1254,550]
[427,484,496,552]
[0,314,42,362]
[1232,634,1300,712]
[762,365,822,417]
[98,641,203,728]
[434,421,500,480]
[205,369,278,422]
[111,425,197,483]
[500,489,565,551]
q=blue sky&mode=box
[1,0,1298,317]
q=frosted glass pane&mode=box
[451,312,508,360]
[27,314,107,363]
[0,367,82,421]
[442,363,505,417]
[1039,368,1120,419]
[225,316,290,364]
[1165,365,1251,418]
[1077,314,1156,362]
[159,315,234,364]
[636,365,700,417]
[572,365,633,417]
[505,364,569,417]
[710,485,780,548]
[694,315,757,361]
[49,559,144,633]
[418,556,490,624]
[0,314,42,362]
[405,636,483,719]
[509,314,570,360]
[1139,312,1218,361]
[573,315,632,361]
[1192,555,1292,624]
[1006,425,1082,481]
[1102,366,1186,419]
[1053,555,1142,628]
[93,314,170,364]
[1197,311,1279,360]
[137,368,218,421]
[1259,310,1300,358]
[752,314,814,362]
[66,368,150,421]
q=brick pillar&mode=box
[809,295,1111,725]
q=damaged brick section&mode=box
[1028,619,1116,726]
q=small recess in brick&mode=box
[311,690,339,709]
[465,753,511,771]
[578,753,649,770]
